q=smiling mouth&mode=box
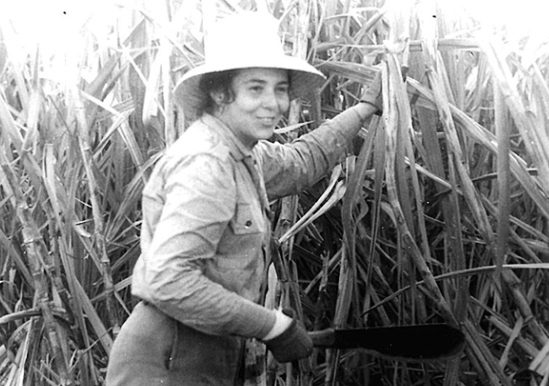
[258,117,276,125]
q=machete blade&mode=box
[310,324,465,361]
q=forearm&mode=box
[353,101,380,122]
[141,260,276,338]
[261,102,378,197]
[312,102,378,144]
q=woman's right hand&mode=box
[263,309,313,363]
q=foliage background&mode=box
[0,0,548,385]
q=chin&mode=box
[262,130,275,140]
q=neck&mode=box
[211,112,257,150]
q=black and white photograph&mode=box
[0,0,548,384]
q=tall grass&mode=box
[0,0,548,385]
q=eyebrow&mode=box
[243,78,289,85]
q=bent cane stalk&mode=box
[382,56,456,324]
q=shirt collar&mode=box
[200,113,253,162]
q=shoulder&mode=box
[149,120,236,188]
[165,119,232,164]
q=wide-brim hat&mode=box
[174,11,326,122]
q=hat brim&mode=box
[174,56,326,122]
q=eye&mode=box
[249,85,263,93]
[276,85,289,94]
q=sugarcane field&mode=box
[1,0,549,384]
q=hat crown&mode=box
[205,12,285,65]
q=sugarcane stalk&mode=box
[382,56,457,324]
[481,39,549,194]
[0,162,71,385]
[17,204,71,385]
[494,82,511,281]
[501,270,548,347]
[424,54,495,264]
[72,88,120,337]
[464,320,513,386]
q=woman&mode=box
[106,11,382,386]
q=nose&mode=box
[261,88,280,111]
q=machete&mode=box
[309,324,465,361]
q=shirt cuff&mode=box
[262,309,293,340]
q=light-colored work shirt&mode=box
[131,109,364,339]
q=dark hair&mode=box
[197,70,239,115]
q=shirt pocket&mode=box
[229,202,262,235]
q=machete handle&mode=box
[308,328,336,347]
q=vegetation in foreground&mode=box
[0,0,548,384]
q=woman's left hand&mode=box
[360,70,383,112]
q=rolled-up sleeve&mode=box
[138,153,275,338]
[257,107,365,198]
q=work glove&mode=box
[359,70,383,112]
[263,309,313,363]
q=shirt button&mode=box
[245,220,253,227]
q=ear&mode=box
[209,90,224,106]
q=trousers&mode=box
[105,301,244,385]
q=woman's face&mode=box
[213,68,290,148]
